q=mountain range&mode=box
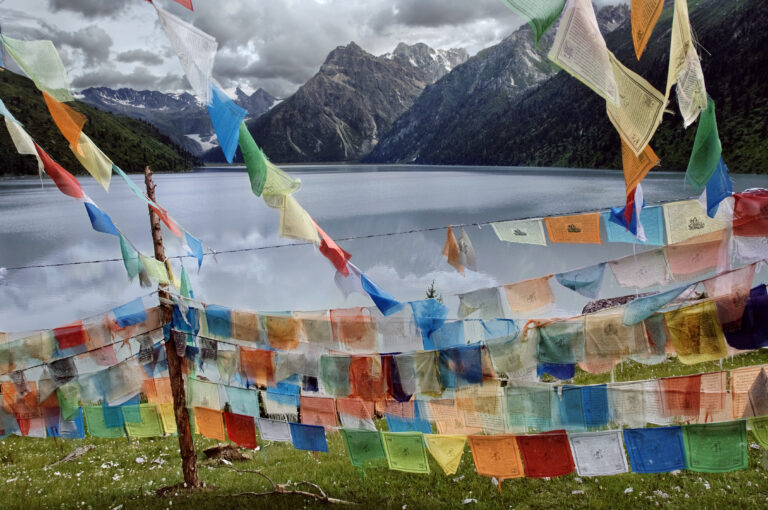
[0,70,199,176]
[78,86,279,156]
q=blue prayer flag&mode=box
[84,202,119,236]
[185,232,204,270]
[705,158,733,218]
[623,286,689,326]
[725,284,768,350]
[385,403,432,434]
[623,426,686,473]
[438,344,483,388]
[361,274,404,316]
[555,263,606,299]
[429,321,465,350]
[604,206,664,246]
[113,298,147,327]
[204,304,232,338]
[289,422,329,452]
[207,84,247,163]
[410,299,448,350]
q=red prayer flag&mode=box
[224,412,257,449]
[624,186,636,227]
[173,0,194,10]
[150,203,183,237]
[315,221,351,276]
[53,320,89,349]
[733,189,768,237]
[515,430,575,478]
[34,143,85,199]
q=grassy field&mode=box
[3,351,768,509]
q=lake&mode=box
[1,165,767,332]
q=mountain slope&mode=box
[367,0,768,174]
[0,71,200,176]
[79,86,278,155]
[237,41,468,163]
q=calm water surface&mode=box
[1,165,767,331]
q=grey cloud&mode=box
[116,49,164,66]
[47,0,129,19]
[370,0,517,32]
[71,65,182,91]
[54,25,113,66]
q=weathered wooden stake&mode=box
[144,165,200,488]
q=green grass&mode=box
[4,350,768,509]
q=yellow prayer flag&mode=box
[424,434,467,475]
[279,195,320,243]
[665,301,728,365]
[70,132,112,191]
[158,402,177,434]
[139,254,170,285]
[662,200,727,245]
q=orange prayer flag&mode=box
[468,434,525,481]
[239,347,275,387]
[503,275,555,314]
[622,141,659,196]
[442,226,464,274]
[193,407,226,441]
[630,0,664,59]
[544,212,602,244]
[266,314,303,351]
[42,91,86,152]
[330,307,377,352]
[300,396,339,429]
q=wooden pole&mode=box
[144,165,201,488]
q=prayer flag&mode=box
[457,227,478,272]
[278,195,320,243]
[320,355,351,398]
[516,430,575,478]
[704,158,732,218]
[239,347,274,387]
[385,401,432,434]
[568,430,628,476]
[202,304,232,339]
[173,0,194,10]
[438,344,483,388]
[725,285,768,351]
[349,356,388,401]
[468,434,524,480]
[113,298,147,327]
[750,417,768,449]
[315,222,351,276]
[424,434,466,475]
[224,386,260,417]
[70,133,112,191]
[0,98,19,124]
[503,275,555,313]
[84,202,119,236]
[686,97,721,189]
[535,317,585,365]
[458,287,504,320]
[630,0,663,59]
[207,84,246,163]
[330,307,377,352]
[42,91,86,152]
[33,143,84,199]
[300,396,338,429]
[290,422,328,452]
[491,218,547,246]
[583,308,647,373]
[623,426,686,473]
[410,299,448,350]
[184,232,204,270]
[341,428,387,468]
[361,274,404,316]
[733,189,768,237]
[604,205,664,245]
[1,35,74,102]
[238,123,267,196]
[499,0,565,45]
[224,412,257,449]
[666,232,725,279]
[257,418,291,442]
[555,263,606,299]
[122,404,164,438]
[442,226,463,274]
[139,254,170,285]
[609,249,671,289]
[548,0,619,105]
[682,421,748,472]
[545,213,601,244]
[665,301,727,365]
[53,321,88,350]
[83,406,125,438]
[193,407,226,441]
[382,431,430,474]
[266,314,302,351]
[4,118,43,174]
[621,141,659,199]
[623,286,688,326]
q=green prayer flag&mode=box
[341,428,387,468]
[180,265,194,299]
[381,431,431,474]
[500,0,566,46]
[120,235,142,280]
[57,382,80,421]
[320,355,352,398]
[749,417,768,449]
[685,97,721,190]
[682,421,748,473]
[123,404,164,438]
[238,123,267,197]
[83,406,126,438]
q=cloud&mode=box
[54,25,113,66]
[71,66,182,91]
[116,49,165,66]
[47,0,129,19]
[370,0,517,32]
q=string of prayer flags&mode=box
[516,430,575,478]
[499,0,565,46]
[443,226,463,274]
[381,431,430,474]
[491,218,547,246]
[682,421,748,472]
[153,3,217,103]
[733,189,768,237]
[548,0,619,105]
[555,263,606,299]
[606,53,666,156]
[467,434,524,481]
[704,158,733,218]
[665,301,728,364]
[630,0,664,59]
[424,434,467,475]
[686,98,722,189]
[568,430,629,476]
[503,275,555,314]
[289,422,328,452]
[207,84,246,163]
[623,285,688,326]
[544,212,601,244]
[0,35,74,102]
[33,143,84,199]
[623,426,686,473]
[84,202,119,237]
[341,428,387,468]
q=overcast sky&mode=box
[0,0,625,98]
